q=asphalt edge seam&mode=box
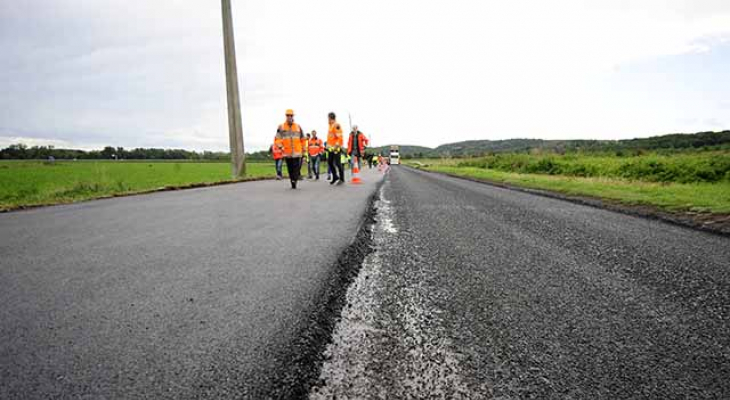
[273,177,385,399]
[406,165,730,238]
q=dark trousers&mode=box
[285,157,301,182]
[328,151,344,182]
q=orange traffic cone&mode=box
[351,156,362,184]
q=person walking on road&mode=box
[308,130,324,180]
[300,133,310,180]
[275,109,305,189]
[271,140,284,180]
[347,125,369,172]
[327,112,345,185]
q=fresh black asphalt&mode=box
[311,166,730,399]
[0,168,383,399]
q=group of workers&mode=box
[272,109,371,189]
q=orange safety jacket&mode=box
[275,121,304,158]
[271,142,283,160]
[308,138,324,157]
[327,122,343,151]
[347,130,369,156]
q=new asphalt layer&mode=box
[0,167,384,399]
[311,166,730,399]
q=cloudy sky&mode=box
[1,0,729,151]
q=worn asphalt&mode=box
[311,166,730,399]
[0,167,384,399]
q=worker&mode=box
[341,151,350,181]
[271,140,284,180]
[275,109,305,189]
[300,133,310,181]
[308,130,324,180]
[347,125,369,171]
[326,112,344,185]
[324,142,332,181]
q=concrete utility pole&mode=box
[221,0,245,177]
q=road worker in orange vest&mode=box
[307,130,324,180]
[275,109,305,189]
[271,140,284,180]
[347,125,369,172]
[326,112,345,185]
[299,133,309,181]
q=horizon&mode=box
[3,129,728,153]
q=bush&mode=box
[457,151,730,183]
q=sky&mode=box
[1,0,729,152]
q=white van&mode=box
[389,145,400,165]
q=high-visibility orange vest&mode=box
[347,131,369,155]
[271,142,283,160]
[327,122,343,150]
[308,138,323,157]
[276,122,303,157]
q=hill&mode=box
[371,130,730,158]
[367,145,434,157]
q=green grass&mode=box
[0,160,277,211]
[456,152,730,183]
[408,160,730,214]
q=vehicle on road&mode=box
[389,145,400,165]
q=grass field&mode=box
[0,160,277,211]
[408,153,730,214]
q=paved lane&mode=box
[313,166,730,399]
[0,168,383,399]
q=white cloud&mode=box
[1,0,729,151]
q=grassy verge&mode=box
[456,151,730,183]
[409,161,730,214]
[0,160,278,211]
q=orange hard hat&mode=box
[286,109,294,116]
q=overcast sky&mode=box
[1,0,729,151]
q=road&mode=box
[311,166,730,399]
[0,167,384,399]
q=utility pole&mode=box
[221,0,245,177]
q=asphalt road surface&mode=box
[0,167,384,399]
[311,166,730,399]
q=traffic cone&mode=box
[351,156,362,184]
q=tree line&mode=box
[0,144,270,161]
[3,130,727,161]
